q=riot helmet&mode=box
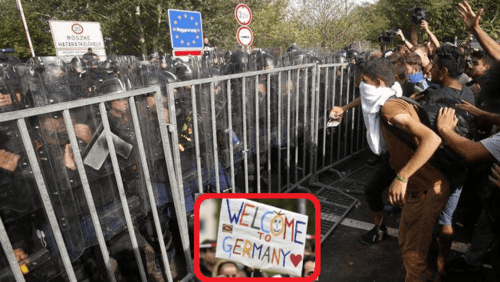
[149,52,160,63]
[256,53,276,71]
[333,52,347,64]
[224,50,233,63]
[230,51,248,74]
[97,77,127,94]
[310,56,322,65]
[176,63,194,81]
[292,52,306,66]
[287,43,299,53]
[136,61,159,87]
[346,49,359,60]
[70,56,84,73]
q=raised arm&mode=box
[396,29,414,49]
[456,1,500,62]
[420,20,440,48]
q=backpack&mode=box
[382,92,476,189]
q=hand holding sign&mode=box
[215,199,308,277]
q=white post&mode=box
[15,0,36,57]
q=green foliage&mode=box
[371,0,500,45]
[4,0,499,61]
[252,0,315,52]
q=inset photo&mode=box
[194,193,320,281]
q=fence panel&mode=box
[0,61,370,279]
[0,86,190,282]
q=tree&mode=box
[372,0,500,45]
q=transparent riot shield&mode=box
[0,120,65,281]
[0,66,18,113]
[32,57,76,105]
[63,57,87,99]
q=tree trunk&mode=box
[134,5,147,58]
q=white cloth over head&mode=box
[359,81,403,155]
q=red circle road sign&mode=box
[235,4,252,26]
[236,26,254,46]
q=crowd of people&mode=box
[329,1,500,281]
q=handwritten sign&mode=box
[215,199,308,276]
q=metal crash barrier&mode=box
[0,60,366,281]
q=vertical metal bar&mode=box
[337,65,344,159]
[255,76,260,193]
[210,82,221,193]
[227,80,236,192]
[96,105,148,282]
[266,73,272,193]
[349,73,356,156]
[330,66,337,163]
[128,97,174,282]
[343,66,351,158]
[277,71,282,192]
[65,110,118,282]
[309,64,318,182]
[302,68,309,178]
[158,89,194,273]
[357,99,363,152]
[322,66,329,167]
[17,118,78,282]
[241,77,249,193]
[294,69,300,183]
[0,217,26,282]
[286,70,291,189]
[190,86,204,194]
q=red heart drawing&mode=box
[290,254,302,267]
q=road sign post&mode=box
[234,4,253,49]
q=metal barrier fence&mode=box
[0,62,366,281]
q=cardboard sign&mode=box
[216,199,308,276]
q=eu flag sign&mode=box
[168,9,204,55]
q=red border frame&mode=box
[71,23,84,34]
[234,4,252,26]
[194,193,321,281]
[236,26,254,47]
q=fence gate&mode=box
[0,61,370,280]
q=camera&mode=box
[411,7,428,25]
[378,29,397,44]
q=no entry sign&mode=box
[236,26,254,47]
